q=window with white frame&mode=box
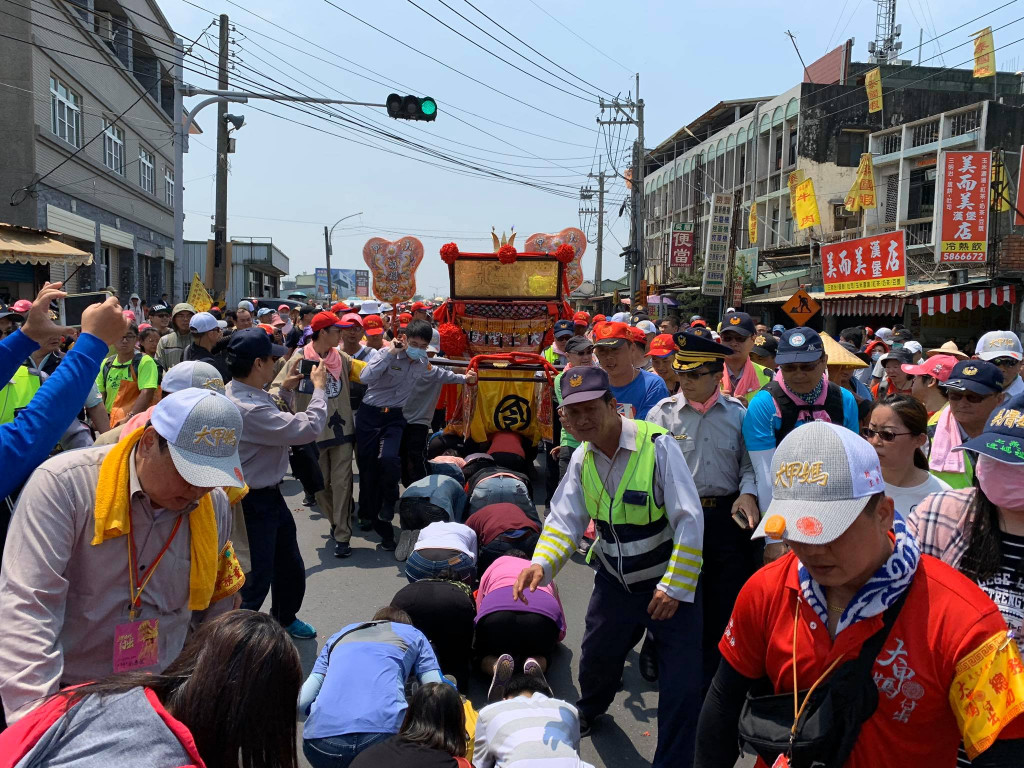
[164,168,174,206]
[103,120,125,175]
[139,147,154,193]
[49,76,81,147]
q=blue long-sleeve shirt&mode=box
[0,330,110,500]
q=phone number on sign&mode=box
[940,252,987,263]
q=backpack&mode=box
[765,379,847,446]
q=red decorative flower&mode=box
[553,243,575,264]
[440,242,460,265]
[497,245,517,264]
[438,322,467,357]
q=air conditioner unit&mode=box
[94,11,114,42]
[833,204,850,218]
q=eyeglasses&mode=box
[990,357,1021,368]
[679,370,712,381]
[862,427,913,442]
[120,334,138,341]
[780,361,821,373]
[720,332,746,343]
[945,390,994,404]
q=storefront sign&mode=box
[355,269,369,298]
[701,193,733,297]
[937,150,990,263]
[865,67,883,113]
[669,222,694,268]
[821,230,906,294]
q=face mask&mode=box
[871,350,882,362]
[977,454,1024,511]
[405,346,427,361]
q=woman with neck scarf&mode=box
[718,311,771,404]
[647,329,762,690]
[909,392,1024,763]
[696,422,1024,768]
[742,327,861,515]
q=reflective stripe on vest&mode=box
[0,365,42,424]
[580,420,671,592]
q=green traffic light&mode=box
[420,98,437,117]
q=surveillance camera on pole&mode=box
[386,93,437,122]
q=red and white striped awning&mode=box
[822,296,906,317]
[916,285,1017,316]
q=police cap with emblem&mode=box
[671,330,733,372]
[942,359,1003,395]
[560,365,611,406]
[721,311,757,338]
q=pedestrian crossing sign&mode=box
[781,287,820,324]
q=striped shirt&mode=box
[473,693,594,768]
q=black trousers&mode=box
[391,580,477,692]
[239,485,306,627]
[355,404,404,543]
[399,422,430,487]
[700,494,761,692]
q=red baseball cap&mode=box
[257,323,275,337]
[331,301,351,314]
[399,312,413,327]
[411,301,428,312]
[278,303,292,314]
[593,321,630,348]
[689,318,708,328]
[12,299,32,313]
[627,326,647,345]
[340,312,363,327]
[902,353,958,382]
[310,311,343,333]
[646,333,675,358]
[573,310,591,327]
[363,315,385,336]
[593,314,606,323]
[121,310,135,321]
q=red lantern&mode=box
[440,242,460,265]
[497,245,517,265]
[554,243,575,264]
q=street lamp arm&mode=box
[329,212,365,240]
[183,95,248,134]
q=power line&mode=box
[524,0,633,73]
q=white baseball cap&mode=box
[751,421,884,545]
[976,330,1023,362]
[189,312,221,334]
[161,361,225,394]
[427,328,441,354]
[636,320,658,335]
[358,300,381,315]
[151,389,244,489]
[238,300,255,312]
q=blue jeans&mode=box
[404,550,475,585]
[302,732,392,768]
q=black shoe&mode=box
[302,493,316,507]
[334,541,352,558]
[378,539,397,552]
[578,714,593,738]
[639,634,658,682]
[357,518,373,531]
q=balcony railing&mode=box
[949,107,982,137]
[911,120,940,148]
[879,132,902,155]
[902,217,934,246]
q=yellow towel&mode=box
[92,426,219,610]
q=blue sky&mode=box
[164,0,1024,296]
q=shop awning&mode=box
[823,296,906,317]
[916,285,1017,316]
[646,294,678,306]
[0,224,92,267]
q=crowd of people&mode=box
[0,283,1023,768]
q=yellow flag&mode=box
[186,273,213,313]
[787,170,806,219]
[865,68,883,114]
[973,27,996,78]
[992,154,1010,211]
[794,178,821,230]
[845,153,877,213]
[748,202,758,243]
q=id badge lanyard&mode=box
[126,508,183,620]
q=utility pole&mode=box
[212,13,229,299]
[323,226,333,300]
[598,74,644,304]
[579,171,606,288]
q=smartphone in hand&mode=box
[299,359,316,377]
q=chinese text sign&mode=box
[822,230,906,294]
[937,151,990,264]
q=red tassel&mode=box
[438,322,467,357]
[440,242,459,265]
[497,245,517,265]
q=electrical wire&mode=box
[524,0,633,73]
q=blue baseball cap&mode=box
[553,319,575,339]
[721,311,756,338]
[225,327,287,359]
[775,327,825,365]
[942,359,1004,395]
[772,324,786,336]
[560,365,611,406]
[958,393,1024,464]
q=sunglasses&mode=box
[945,390,994,404]
[679,370,713,381]
[780,361,821,373]
[990,357,1021,367]
[862,427,913,442]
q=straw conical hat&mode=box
[821,332,867,368]
[926,340,969,360]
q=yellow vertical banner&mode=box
[865,68,883,113]
[845,153,877,212]
[794,178,821,230]
[992,152,1010,211]
[748,202,758,243]
[973,27,996,78]
[787,170,805,219]
[187,273,213,312]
